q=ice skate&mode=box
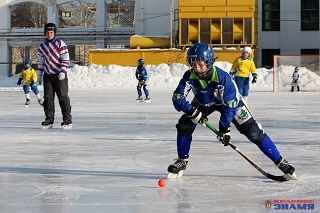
[25,99,30,107]
[144,96,151,103]
[136,96,143,102]
[38,98,44,106]
[41,118,53,129]
[167,156,189,179]
[61,120,72,129]
[276,157,297,180]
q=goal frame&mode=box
[273,54,320,92]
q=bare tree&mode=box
[11,2,47,29]
[59,1,96,28]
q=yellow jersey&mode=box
[231,56,257,78]
[19,67,38,86]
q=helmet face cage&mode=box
[187,43,214,79]
[295,67,299,72]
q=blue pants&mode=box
[137,81,149,97]
[234,76,250,97]
[23,85,39,95]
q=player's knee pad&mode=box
[176,115,196,135]
[243,123,265,144]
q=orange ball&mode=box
[158,178,166,187]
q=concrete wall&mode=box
[258,0,320,67]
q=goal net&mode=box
[273,54,320,92]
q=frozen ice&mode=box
[0,63,319,212]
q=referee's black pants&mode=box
[43,73,72,123]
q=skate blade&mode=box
[167,171,183,179]
[41,124,53,129]
[62,124,72,130]
[284,172,298,180]
[144,100,151,103]
[25,105,29,108]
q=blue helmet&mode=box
[25,59,32,66]
[186,42,215,79]
[138,58,144,65]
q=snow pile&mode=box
[1,62,320,91]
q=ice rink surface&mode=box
[0,88,319,213]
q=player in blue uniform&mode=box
[135,58,150,102]
[291,67,301,92]
[167,42,296,179]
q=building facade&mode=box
[1,0,319,76]
[258,0,320,67]
[0,0,135,76]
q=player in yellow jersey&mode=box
[229,47,257,103]
[17,59,44,107]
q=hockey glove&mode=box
[138,80,146,87]
[30,81,34,87]
[252,76,257,84]
[252,73,257,84]
[58,70,66,80]
[189,108,207,126]
[17,78,22,86]
[229,70,236,77]
[217,126,231,146]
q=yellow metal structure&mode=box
[89,49,186,66]
[89,0,258,66]
[178,0,258,49]
[89,49,245,67]
[130,36,171,49]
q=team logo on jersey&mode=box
[235,105,251,125]
[239,108,249,119]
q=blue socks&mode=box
[257,135,281,162]
[177,135,192,157]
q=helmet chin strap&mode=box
[192,67,212,79]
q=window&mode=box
[262,49,280,68]
[301,0,319,31]
[301,49,319,55]
[61,11,72,19]
[262,0,280,31]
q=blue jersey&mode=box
[292,72,300,81]
[135,66,148,81]
[172,66,241,128]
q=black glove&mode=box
[189,108,207,126]
[17,78,22,86]
[217,126,231,146]
[30,81,34,87]
[252,76,257,84]
[138,80,146,87]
